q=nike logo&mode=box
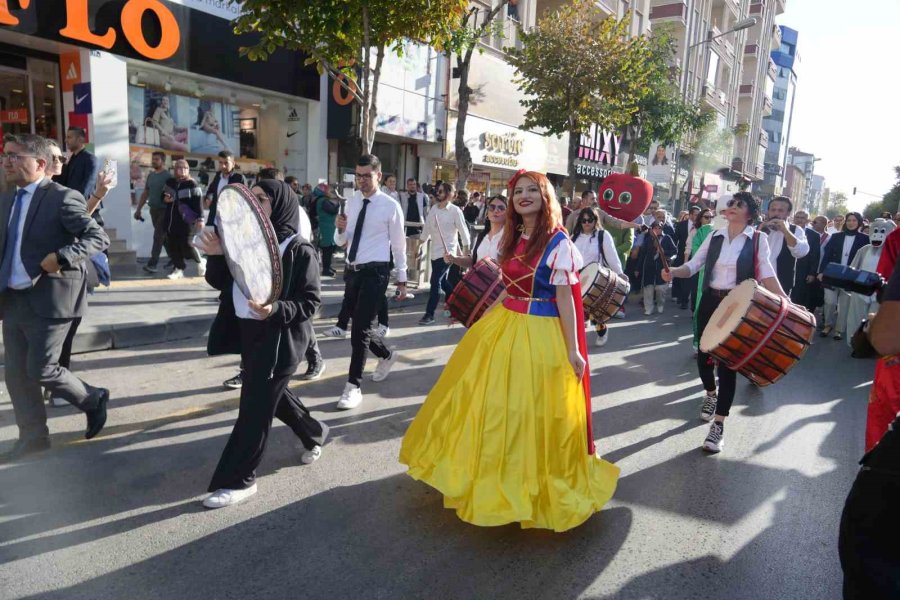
[76,93,89,104]
[287,131,298,138]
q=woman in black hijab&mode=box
[818,211,869,340]
[197,182,329,509]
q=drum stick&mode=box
[651,233,670,272]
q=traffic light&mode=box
[853,187,857,195]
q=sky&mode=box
[777,0,900,212]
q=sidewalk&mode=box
[0,261,432,360]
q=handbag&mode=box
[177,200,199,224]
[135,118,160,146]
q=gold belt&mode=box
[506,296,555,303]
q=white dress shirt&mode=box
[334,190,408,282]
[473,227,503,263]
[6,180,40,290]
[683,226,777,289]
[841,234,855,265]
[297,207,312,243]
[423,202,470,257]
[573,230,623,275]
[767,225,809,260]
[216,172,232,198]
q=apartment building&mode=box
[760,25,799,201]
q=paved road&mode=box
[0,300,869,599]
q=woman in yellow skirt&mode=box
[400,170,619,532]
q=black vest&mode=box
[775,224,799,294]
[703,232,756,291]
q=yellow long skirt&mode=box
[399,305,620,532]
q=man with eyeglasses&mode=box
[333,154,407,410]
[55,127,102,225]
[0,133,110,462]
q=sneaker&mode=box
[833,332,843,341]
[300,444,322,465]
[644,307,653,316]
[223,373,243,390]
[657,303,665,314]
[167,268,185,280]
[142,263,158,274]
[372,351,398,382]
[613,308,626,319]
[324,326,347,339]
[418,315,436,325]
[301,360,326,381]
[702,421,725,453]
[700,391,717,422]
[202,483,258,509]
[197,258,207,277]
[595,329,608,347]
[50,396,68,408]
[375,324,390,338]
[442,309,451,318]
[336,383,362,410]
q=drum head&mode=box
[699,279,757,352]
[216,184,282,305]
[579,262,600,294]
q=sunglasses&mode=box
[580,217,596,223]
[726,198,746,209]
[51,154,67,164]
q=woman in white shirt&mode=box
[662,192,786,454]
[571,207,624,347]
[446,195,506,266]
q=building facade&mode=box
[786,146,818,212]
[760,25,798,201]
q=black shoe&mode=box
[322,269,337,277]
[418,315,436,325]
[85,388,110,440]
[301,360,326,381]
[1,437,51,463]
[679,303,689,310]
[223,373,243,390]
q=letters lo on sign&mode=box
[0,0,181,61]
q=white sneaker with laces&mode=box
[700,392,717,422]
[703,421,725,453]
[375,324,390,338]
[324,326,347,339]
[167,268,185,280]
[336,383,362,410]
[372,351,398,382]
[300,445,322,464]
[198,258,207,277]
[595,330,609,347]
[657,303,665,314]
[202,483,258,509]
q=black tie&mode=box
[348,198,370,264]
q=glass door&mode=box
[0,66,33,194]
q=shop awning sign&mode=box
[0,109,28,124]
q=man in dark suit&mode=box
[55,126,101,224]
[789,210,821,310]
[204,149,246,226]
[0,134,110,462]
[673,205,701,308]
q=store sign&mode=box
[574,161,613,179]
[0,0,181,61]
[578,125,619,167]
[480,132,524,167]
[0,109,28,124]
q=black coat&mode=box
[673,220,691,266]
[819,231,870,274]
[206,239,321,376]
[205,171,248,226]
[635,232,677,287]
[55,148,101,224]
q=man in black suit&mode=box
[204,149,246,226]
[789,210,821,310]
[55,126,101,224]
[673,205,701,308]
[0,134,110,462]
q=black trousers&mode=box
[344,267,392,387]
[839,418,900,599]
[336,272,389,330]
[320,245,335,273]
[208,368,329,492]
[168,232,201,270]
[696,292,737,417]
[148,206,170,267]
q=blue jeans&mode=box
[425,258,454,317]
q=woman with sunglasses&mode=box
[401,170,618,532]
[445,195,506,267]
[662,192,785,454]
[817,211,869,340]
[572,207,624,346]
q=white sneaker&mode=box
[336,383,362,410]
[702,421,725,453]
[50,396,68,408]
[613,308,626,319]
[167,268,185,280]
[300,444,322,464]
[657,303,665,314]
[644,307,653,316]
[372,351,398,382]
[197,258,207,277]
[375,324,390,338]
[324,326,347,339]
[595,330,609,347]
[202,483,258,509]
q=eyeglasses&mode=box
[51,155,66,164]
[726,198,746,209]
[487,204,506,212]
[1,153,38,163]
[355,173,374,180]
[580,217,596,223]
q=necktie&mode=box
[0,189,28,291]
[348,198,370,265]
[820,232,828,246]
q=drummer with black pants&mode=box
[334,154,408,411]
[662,192,786,454]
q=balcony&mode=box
[702,85,728,114]
[768,57,778,81]
[759,130,769,149]
[650,0,688,26]
[770,23,782,52]
[762,94,773,115]
[739,83,754,98]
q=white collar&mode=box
[713,225,755,240]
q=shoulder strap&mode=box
[597,230,607,267]
[753,231,760,280]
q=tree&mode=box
[506,1,653,196]
[623,26,710,166]
[448,1,509,191]
[824,191,849,219]
[233,0,466,153]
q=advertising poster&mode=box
[128,85,239,155]
[646,141,675,184]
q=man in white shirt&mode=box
[333,154,408,410]
[418,182,470,325]
[759,195,809,295]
